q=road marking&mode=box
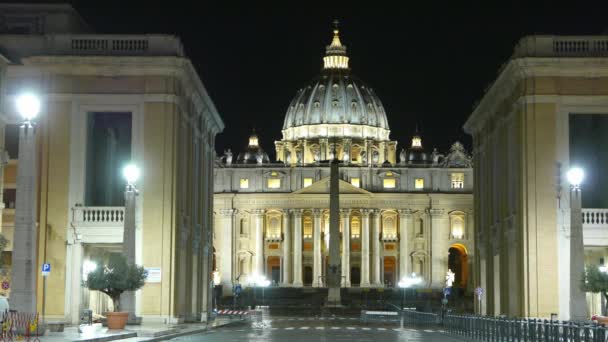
[285,327,294,330]
[362,327,371,330]
[346,327,356,330]
[331,327,340,330]
[315,327,325,330]
[377,327,387,331]
[300,327,309,330]
[393,328,401,331]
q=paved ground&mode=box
[169,314,465,341]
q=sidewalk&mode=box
[37,318,242,342]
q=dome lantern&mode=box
[323,20,349,70]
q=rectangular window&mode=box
[239,178,249,189]
[383,178,396,189]
[267,178,281,189]
[451,173,464,189]
[415,178,424,189]
[303,177,313,188]
[4,124,19,159]
[351,178,360,188]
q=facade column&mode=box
[340,209,351,287]
[68,239,84,324]
[282,210,291,286]
[372,209,382,286]
[219,209,236,295]
[360,209,371,287]
[251,209,265,276]
[430,208,446,288]
[292,209,303,287]
[312,209,323,287]
[398,209,413,280]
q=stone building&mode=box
[465,35,608,319]
[0,4,223,323]
[214,26,474,296]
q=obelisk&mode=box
[326,157,342,306]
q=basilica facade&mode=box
[214,27,474,295]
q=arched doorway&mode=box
[303,266,313,286]
[267,256,281,285]
[383,256,396,287]
[448,244,468,290]
[351,266,360,286]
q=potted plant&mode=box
[83,253,147,329]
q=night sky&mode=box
[38,1,608,158]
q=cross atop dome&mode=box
[323,20,349,70]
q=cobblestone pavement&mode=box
[170,314,466,341]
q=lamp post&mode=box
[567,167,589,321]
[12,93,40,313]
[251,274,270,308]
[122,164,140,322]
[398,273,421,310]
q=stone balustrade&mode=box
[513,36,608,58]
[72,206,125,226]
[582,208,608,227]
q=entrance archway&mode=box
[448,244,468,289]
[383,256,396,287]
[267,256,281,285]
[303,266,313,286]
[351,266,360,286]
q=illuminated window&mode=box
[415,178,424,189]
[382,215,397,240]
[266,216,281,240]
[351,217,361,238]
[411,135,422,148]
[450,214,465,239]
[303,177,313,187]
[303,216,313,239]
[383,178,396,189]
[351,178,360,188]
[267,178,281,189]
[239,178,249,189]
[451,173,464,189]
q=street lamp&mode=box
[12,93,40,314]
[122,163,140,322]
[398,273,422,310]
[568,166,589,321]
[250,273,270,308]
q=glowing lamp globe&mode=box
[123,164,140,185]
[566,167,584,187]
[16,93,40,121]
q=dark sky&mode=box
[44,1,608,157]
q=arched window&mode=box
[450,212,466,239]
[303,216,313,239]
[266,214,281,240]
[351,216,361,238]
[382,213,397,240]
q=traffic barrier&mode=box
[0,311,41,342]
[360,310,400,324]
[402,309,440,327]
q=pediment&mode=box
[292,177,371,195]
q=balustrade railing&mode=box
[583,209,608,227]
[72,206,125,226]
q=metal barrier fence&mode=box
[0,311,42,342]
[402,310,608,342]
[360,310,401,324]
[445,314,608,342]
[402,310,440,327]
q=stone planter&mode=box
[105,312,128,330]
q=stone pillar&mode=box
[69,240,84,324]
[312,209,323,287]
[252,209,265,276]
[398,209,413,280]
[341,209,351,287]
[292,209,303,287]
[219,209,236,294]
[282,210,291,286]
[372,210,382,286]
[12,123,37,313]
[570,187,589,321]
[430,208,445,288]
[360,209,371,287]
[122,184,138,320]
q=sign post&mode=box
[474,287,484,315]
[41,263,50,323]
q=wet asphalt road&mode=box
[170,314,466,341]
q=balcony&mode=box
[71,206,125,243]
[583,209,608,246]
[513,36,608,58]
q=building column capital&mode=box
[290,208,303,218]
[428,208,445,217]
[312,208,323,217]
[398,209,414,216]
[360,209,371,217]
[340,209,351,217]
[250,209,265,216]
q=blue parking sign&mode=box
[42,263,51,276]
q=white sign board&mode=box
[145,267,161,283]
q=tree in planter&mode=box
[581,265,608,316]
[83,253,147,312]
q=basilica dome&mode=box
[281,26,390,142]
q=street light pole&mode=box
[567,167,589,321]
[12,93,40,314]
[122,164,140,322]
